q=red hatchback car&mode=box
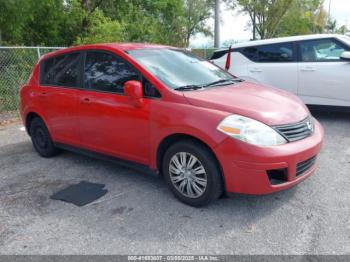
[20,43,324,206]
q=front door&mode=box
[297,38,350,106]
[78,51,151,165]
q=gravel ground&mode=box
[0,111,20,126]
[0,111,349,255]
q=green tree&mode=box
[75,9,124,44]
[336,25,348,35]
[184,0,214,47]
[0,0,215,47]
[0,0,80,46]
[237,0,294,39]
[98,0,188,46]
[276,0,327,36]
[326,19,337,33]
[0,0,31,45]
[22,0,68,46]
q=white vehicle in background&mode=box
[211,34,350,108]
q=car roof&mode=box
[231,34,342,48]
[40,43,172,61]
[211,34,344,59]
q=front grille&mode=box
[296,156,317,176]
[274,117,314,142]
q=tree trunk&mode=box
[252,9,256,40]
[214,0,220,48]
[81,0,90,37]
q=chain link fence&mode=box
[0,47,63,113]
[0,47,215,114]
[191,48,217,59]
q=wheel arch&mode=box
[25,112,44,136]
[156,133,226,191]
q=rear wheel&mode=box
[29,117,59,157]
[162,140,223,207]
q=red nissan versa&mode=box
[20,43,324,206]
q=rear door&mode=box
[78,50,155,164]
[297,38,350,106]
[39,52,83,145]
[240,42,298,94]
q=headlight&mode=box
[217,115,287,146]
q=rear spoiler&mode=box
[210,48,232,60]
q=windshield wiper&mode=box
[174,78,242,91]
[174,85,204,91]
[202,79,239,88]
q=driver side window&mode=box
[299,38,347,62]
[84,51,140,93]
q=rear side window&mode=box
[241,47,259,62]
[84,51,140,93]
[241,42,295,62]
[40,53,81,87]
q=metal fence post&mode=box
[37,47,41,59]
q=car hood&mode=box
[183,81,309,126]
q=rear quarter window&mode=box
[40,52,82,88]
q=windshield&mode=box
[128,49,237,90]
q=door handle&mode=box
[301,67,315,72]
[249,68,262,73]
[38,92,47,97]
[80,97,92,104]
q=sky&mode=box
[190,0,350,48]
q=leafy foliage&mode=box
[276,0,327,37]
[0,0,213,47]
[75,9,124,44]
[0,0,348,47]
[184,0,214,46]
[237,0,294,39]
[226,0,344,40]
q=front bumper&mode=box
[214,120,324,194]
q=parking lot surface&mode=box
[0,111,349,255]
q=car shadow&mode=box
[310,109,350,122]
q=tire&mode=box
[162,140,223,207]
[29,117,59,158]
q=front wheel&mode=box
[162,140,223,207]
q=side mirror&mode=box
[124,80,144,107]
[340,51,350,61]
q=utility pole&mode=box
[214,0,220,48]
[328,0,332,32]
